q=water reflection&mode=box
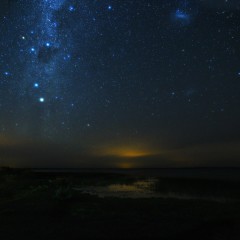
[73,178,229,202]
[74,179,157,198]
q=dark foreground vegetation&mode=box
[1,167,240,239]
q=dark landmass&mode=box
[1,167,240,239]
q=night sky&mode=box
[0,0,240,168]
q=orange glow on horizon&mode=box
[95,144,157,159]
[0,136,20,147]
[116,149,150,158]
[118,162,135,169]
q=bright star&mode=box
[34,83,39,88]
[39,97,45,103]
[4,72,10,76]
[69,6,75,12]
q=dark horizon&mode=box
[1,130,240,168]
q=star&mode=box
[69,6,75,12]
[30,47,36,53]
[4,71,10,76]
[39,98,45,103]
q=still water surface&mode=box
[74,178,228,202]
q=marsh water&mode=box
[31,168,240,202]
[73,178,229,202]
[74,178,157,199]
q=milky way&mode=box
[2,0,98,140]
